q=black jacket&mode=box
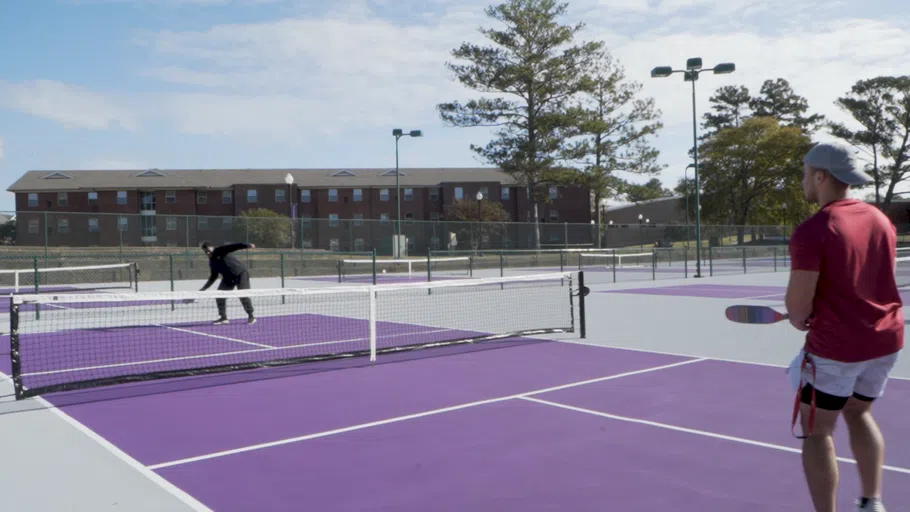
[201,243,250,289]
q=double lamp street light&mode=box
[650,57,735,278]
[392,129,423,255]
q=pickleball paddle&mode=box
[725,305,789,324]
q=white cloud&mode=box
[0,80,138,131]
[2,0,909,196]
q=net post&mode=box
[280,253,286,305]
[33,256,40,320]
[774,247,778,272]
[426,251,433,296]
[612,253,616,283]
[499,253,504,290]
[337,260,342,283]
[169,254,175,311]
[10,299,24,400]
[652,250,656,280]
[468,255,474,278]
[369,288,377,362]
[132,262,140,292]
[371,249,377,285]
[709,246,714,276]
[742,247,746,274]
[577,271,586,339]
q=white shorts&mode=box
[787,349,900,399]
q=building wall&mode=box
[13,182,592,252]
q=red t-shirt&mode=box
[789,198,904,362]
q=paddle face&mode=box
[725,305,788,324]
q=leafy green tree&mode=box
[828,76,910,209]
[0,218,15,245]
[237,208,291,248]
[698,117,813,243]
[444,199,511,250]
[563,50,664,224]
[437,0,603,248]
[701,78,824,138]
[624,178,672,203]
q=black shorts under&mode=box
[800,383,877,411]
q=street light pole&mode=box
[392,129,423,254]
[284,173,294,249]
[651,58,735,278]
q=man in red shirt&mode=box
[786,142,903,512]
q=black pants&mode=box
[216,271,254,318]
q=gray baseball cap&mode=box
[804,142,872,186]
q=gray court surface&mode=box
[0,266,907,511]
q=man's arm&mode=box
[785,224,821,331]
[785,270,819,331]
[212,242,254,258]
[200,267,218,291]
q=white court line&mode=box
[147,357,707,470]
[520,396,910,475]
[740,293,786,300]
[0,368,212,511]
[20,327,454,378]
[555,339,910,382]
[42,302,273,350]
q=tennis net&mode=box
[0,262,139,294]
[338,256,473,283]
[9,271,580,399]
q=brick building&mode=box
[7,167,592,253]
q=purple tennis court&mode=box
[4,271,909,511]
[20,340,910,511]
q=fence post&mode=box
[34,255,40,320]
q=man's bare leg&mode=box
[842,397,885,504]
[801,403,842,512]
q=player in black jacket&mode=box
[200,241,257,325]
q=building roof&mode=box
[7,167,522,192]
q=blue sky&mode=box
[1,0,908,213]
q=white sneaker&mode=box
[855,498,886,511]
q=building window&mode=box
[140,216,156,238]
[380,213,389,224]
[275,189,286,202]
[247,189,257,203]
[479,186,488,200]
[166,190,176,204]
[549,210,558,221]
[329,238,340,251]
[301,215,312,227]
[354,238,364,251]
[88,218,100,233]
[28,219,39,234]
[430,212,440,221]
[222,190,232,204]
[353,189,363,202]
[404,188,413,201]
[197,191,207,204]
[302,239,313,248]
[380,189,389,201]
[353,213,363,227]
[429,188,439,201]
[455,187,464,200]
[328,214,339,227]
[222,217,232,230]
[57,218,69,233]
[549,186,558,200]
[88,191,98,204]
[141,191,156,211]
[57,192,68,207]
[166,217,177,231]
[405,213,413,224]
[197,217,209,230]
[430,236,440,249]
[119,216,128,231]
[502,187,510,201]
[28,193,38,207]
[300,189,311,203]
[117,191,127,205]
[328,189,338,202]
